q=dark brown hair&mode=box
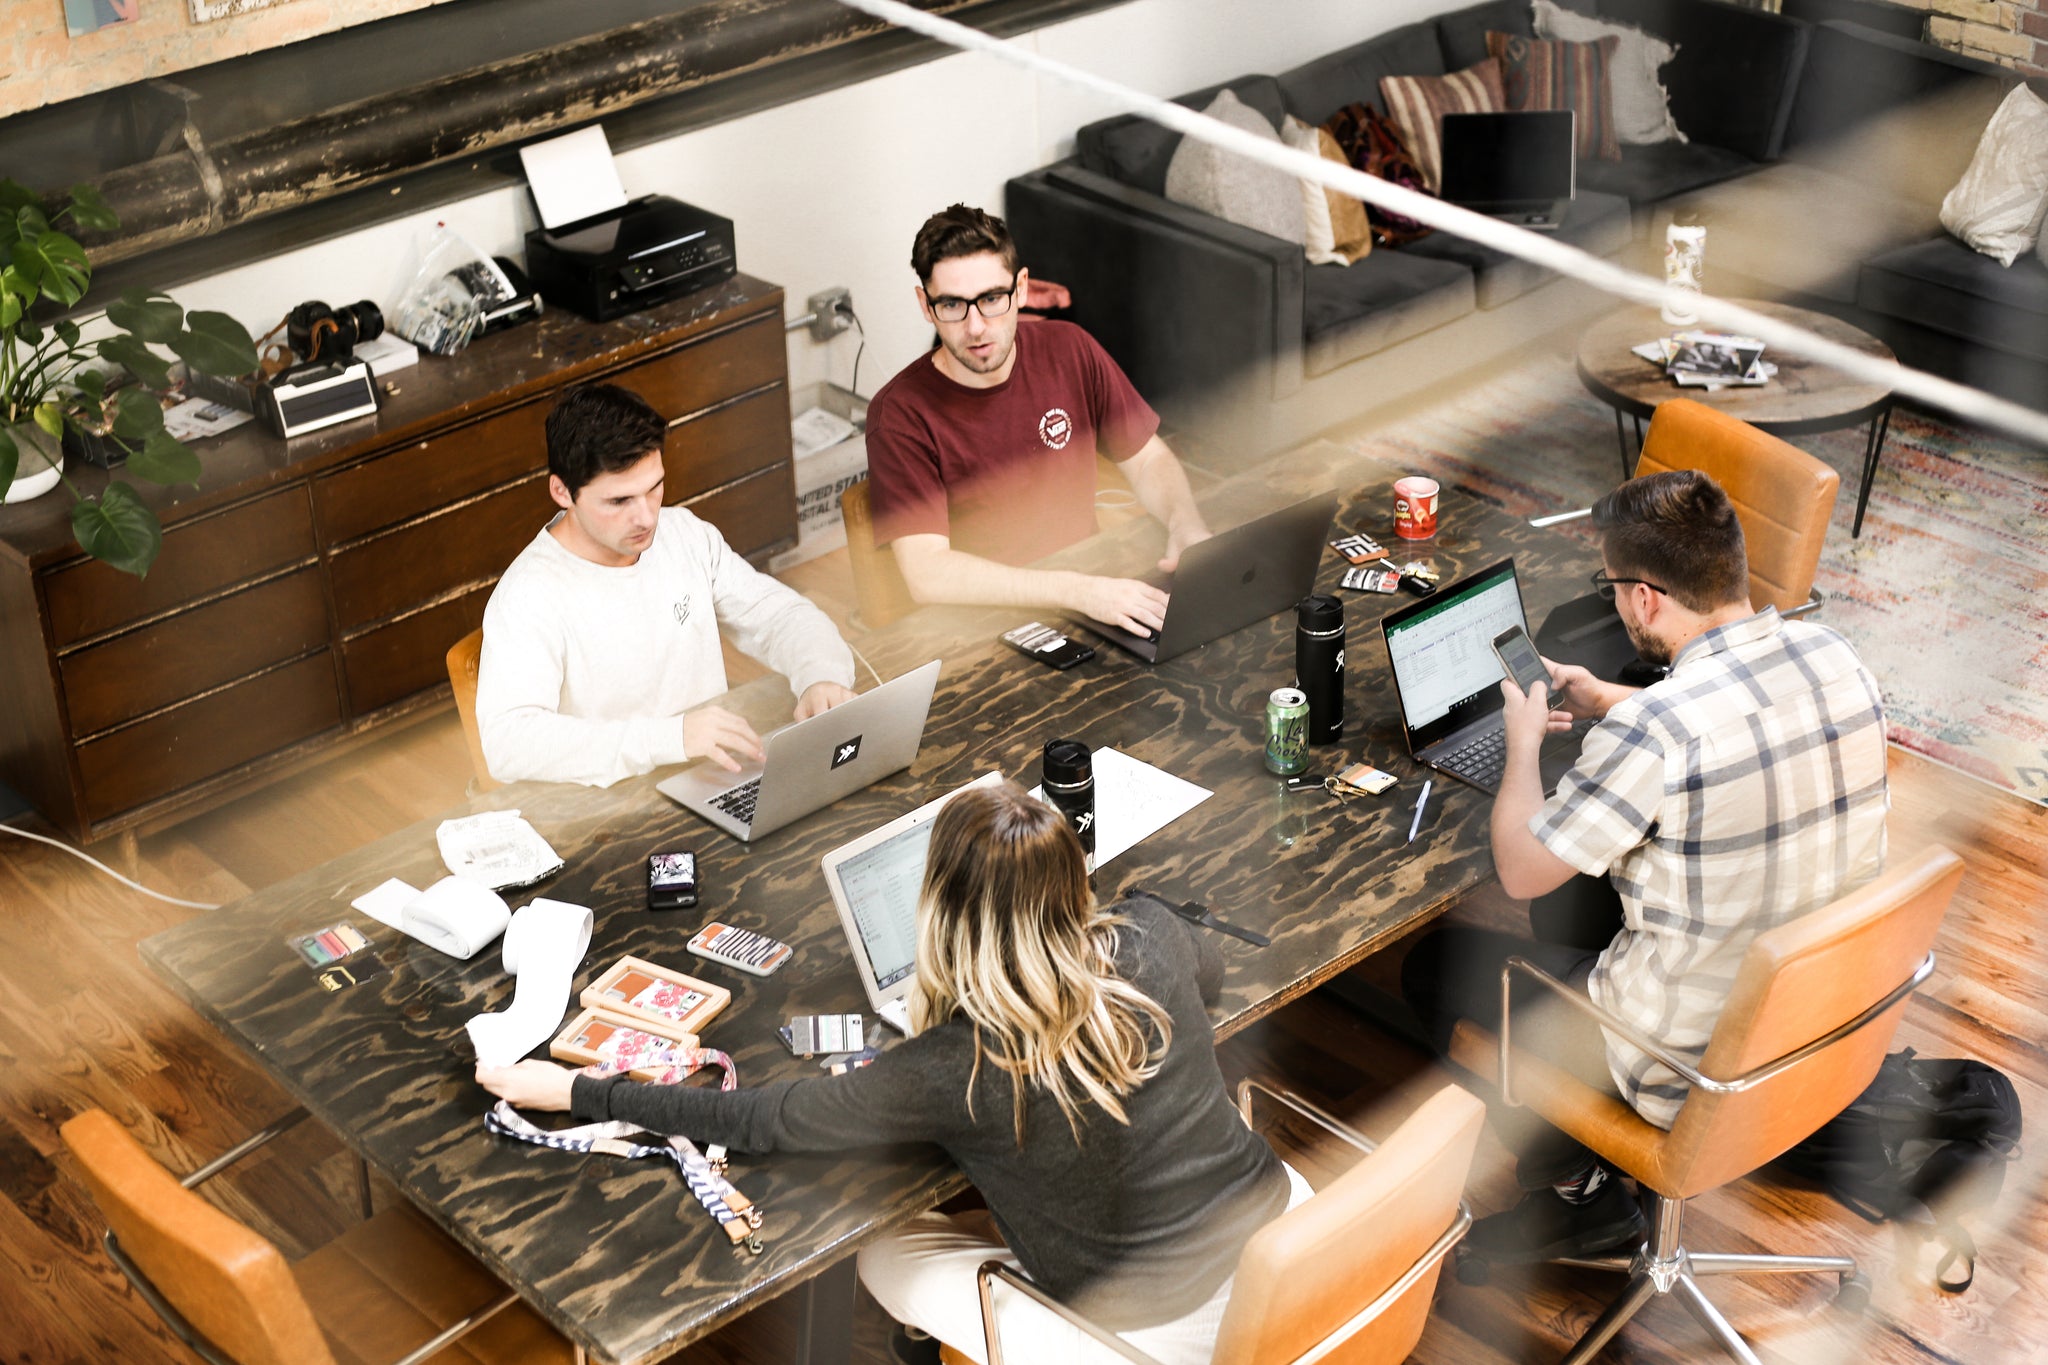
[545,384,666,497]
[910,204,1020,285]
[1591,469,1749,613]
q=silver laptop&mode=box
[1087,490,1340,663]
[821,772,1005,1033]
[1380,558,1585,795]
[657,660,942,841]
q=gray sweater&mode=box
[570,894,1288,1329]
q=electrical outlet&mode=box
[806,288,854,342]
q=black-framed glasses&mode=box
[927,279,1018,323]
[1591,570,1669,601]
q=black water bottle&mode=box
[1295,594,1345,745]
[1041,739,1096,857]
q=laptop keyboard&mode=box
[1438,729,1509,787]
[709,778,761,825]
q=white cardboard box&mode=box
[771,382,869,572]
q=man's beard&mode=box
[1624,615,1671,667]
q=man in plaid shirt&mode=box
[1403,470,1888,1264]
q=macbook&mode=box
[821,772,1006,1033]
[1087,490,1340,663]
[657,659,942,841]
[1439,110,1577,230]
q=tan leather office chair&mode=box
[1633,398,1839,618]
[1447,844,1964,1365]
[961,1081,1486,1365]
[446,628,499,794]
[841,477,918,631]
[61,1107,579,1365]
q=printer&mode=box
[524,195,737,322]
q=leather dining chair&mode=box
[841,477,919,631]
[445,628,499,794]
[61,1107,578,1365]
[952,1081,1486,1365]
[1633,398,1839,619]
[1446,844,1965,1365]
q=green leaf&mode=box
[73,368,106,401]
[54,319,80,349]
[33,401,63,438]
[15,314,41,344]
[0,426,15,501]
[171,310,259,377]
[0,291,20,333]
[97,334,173,388]
[72,482,163,578]
[0,181,37,217]
[15,229,90,306]
[15,205,49,239]
[66,183,119,234]
[111,388,164,440]
[126,429,202,487]
[1,264,37,312]
[107,288,182,343]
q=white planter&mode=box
[3,424,62,504]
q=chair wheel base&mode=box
[1454,1249,1491,1286]
[1836,1271,1872,1314]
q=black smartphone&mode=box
[1002,621,1095,670]
[1491,625,1554,695]
[646,851,698,911]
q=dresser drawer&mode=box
[329,475,555,632]
[662,385,790,503]
[76,652,343,823]
[680,464,797,562]
[316,400,550,546]
[43,487,316,646]
[60,567,331,737]
[612,311,784,420]
[340,584,491,717]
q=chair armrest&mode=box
[976,1262,1162,1365]
[1496,951,1933,1106]
[181,1108,310,1189]
[1235,1078,1376,1155]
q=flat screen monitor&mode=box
[1438,111,1577,213]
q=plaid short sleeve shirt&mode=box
[1533,609,1889,1129]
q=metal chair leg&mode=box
[1560,1272,1661,1365]
[1672,1274,1763,1365]
[358,1156,375,1220]
[1686,1251,1854,1277]
[1555,1253,1635,1273]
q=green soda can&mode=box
[1264,687,1310,775]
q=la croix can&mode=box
[1264,687,1310,776]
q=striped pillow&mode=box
[1487,31,1622,163]
[1377,59,1506,195]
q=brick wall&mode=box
[1902,0,2048,78]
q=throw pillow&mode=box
[1164,88,1308,246]
[1487,31,1622,164]
[1283,115,1374,265]
[1378,59,1507,194]
[1323,103,1435,246]
[1940,83,2048,268]
[1532,0,1684,145]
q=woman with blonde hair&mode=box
[478,779,1302,1363]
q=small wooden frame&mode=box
[550,1008,700,1082]
[580,955,731,1036]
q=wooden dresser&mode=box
[0,275,796,842]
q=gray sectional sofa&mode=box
[1004,0,2048,467]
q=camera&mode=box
[286,299,385,364]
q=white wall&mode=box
[164,0,1453,399]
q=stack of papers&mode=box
[1633,332,1778,390]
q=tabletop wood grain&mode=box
[140,450,1601,1365]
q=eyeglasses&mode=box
[1591,570,1669,601]
[926,279,1018,323]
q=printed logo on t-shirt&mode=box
[1038,407,1073,450]
[673,597,691,627]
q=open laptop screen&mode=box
[832,822,932,991]
[1383,558,1528,733]
[1438,111,1576,212]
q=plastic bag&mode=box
[393,225,515,356]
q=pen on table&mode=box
[1407,779,1433,844]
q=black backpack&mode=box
[1774,1049,2022,1292]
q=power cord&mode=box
[848,641,885,691]
[836,300,867,398]
[0,821,222,910]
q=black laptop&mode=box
[1438,110,1577,230]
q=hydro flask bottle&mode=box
[1041,739,1096,857]
[1295,593,1345,745]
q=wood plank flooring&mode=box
[3,536,2043,1365]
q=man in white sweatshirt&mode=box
[476,384,856,787]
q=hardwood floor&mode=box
[2,538,2042,1364]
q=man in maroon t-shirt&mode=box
[864,204,1210,638]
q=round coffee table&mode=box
[1576,300,1896,536]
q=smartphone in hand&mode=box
[1492,625,1555,695]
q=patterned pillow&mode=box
[1283,115,1374,265]
[1323,103,1435,246]
[1377,59,1506,194]
[1486,31,1622,164]
[1533,0,1683,145]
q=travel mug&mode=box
[1041,739,1096,857]
[1295,594,1345,745]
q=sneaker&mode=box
[887,1324,943,1365]
[1463,1176,1645,1265]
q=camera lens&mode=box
[287,299,385,362]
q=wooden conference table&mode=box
[141,448,1599,1365]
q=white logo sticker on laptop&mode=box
[831,737,863,769]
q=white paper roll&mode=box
[400,877,512,959]
[464,898,593,1067]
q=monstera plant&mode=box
[0,178,259,576]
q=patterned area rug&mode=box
[1333,345,2048,806]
